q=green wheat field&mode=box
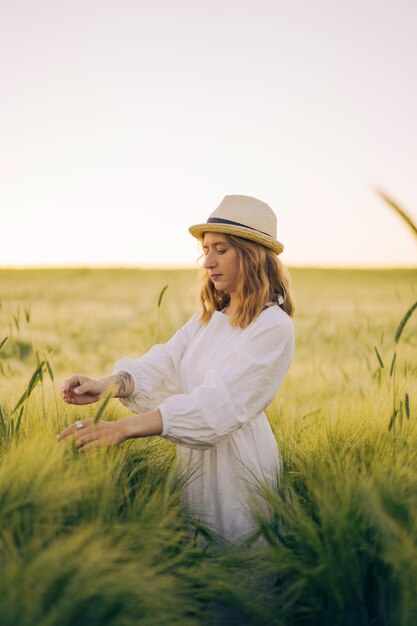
[1,267,416,626]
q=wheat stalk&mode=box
[377,189,417,240]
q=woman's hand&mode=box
[61,375,105,405]
[61,372,134,405]
[57,410,163,453]
[56,418,127,452]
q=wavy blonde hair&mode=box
[198,234,295,328]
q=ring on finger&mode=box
[75,420,85,429]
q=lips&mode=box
[211,274,222,280]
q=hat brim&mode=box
[189,223,284,255]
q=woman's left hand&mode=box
[57,418,127,452]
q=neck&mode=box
[224,293,237,315]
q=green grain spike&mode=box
[394,300,417,345]
[157,285,169,309]
[388,408,398,432]
[405,393,410,419]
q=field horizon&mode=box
[1,264,416,271]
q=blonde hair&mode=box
[198,234,295,328]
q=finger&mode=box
[79,439,101,452]
[74,381,97,396]
[61,375,84,393]
[61,384,99,403]
[76,431,98,449]
[57,424,78,440]
[62,393,99,406]
[57,419,93,440]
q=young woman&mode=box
[59,194,295,545]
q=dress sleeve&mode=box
[158,311,295,450]
[112,313,200,413]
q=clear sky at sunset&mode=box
[1,0,416,268]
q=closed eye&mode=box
[202,248,227,255]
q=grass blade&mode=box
[13,314,20,331]
[399,400,404,430]
[46,360,55,382]
[377,189,417,240]
[0,336,9,352]
[93,392,113,425]
[27,360,46,394]
[389,352,397,378]
[14,406,25,437]
[11,361,46,415]
[0,406,7,437]
[36,352,44,383]
[374,346,384,369]
[12,389,30,416]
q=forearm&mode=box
[100,371,135,398]
[120,409,163,439]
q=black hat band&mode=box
[207,217,271,238]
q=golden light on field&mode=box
[1,0,416,268]
[0,266,417,623]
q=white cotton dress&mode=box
[113,304,295,544]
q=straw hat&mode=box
[189,195,284,255]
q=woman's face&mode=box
[202,232,240,294]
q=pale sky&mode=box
[1,0,416,268]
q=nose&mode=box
[203,249,217,269]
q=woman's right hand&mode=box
[61,375,105,405]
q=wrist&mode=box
[100,372,134,398]
[120,411,163,440]
[118,417,133,442]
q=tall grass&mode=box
[0,267,416,624]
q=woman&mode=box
[59,194,295,545]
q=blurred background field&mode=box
[1,266,415,406]
[0,267,417,625]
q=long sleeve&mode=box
[158,310,294,450]
[112,313,201,413]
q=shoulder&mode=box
[250,305,294,334]
[180,311,203,336]
[243,306,294,354]
[167,311,202,346]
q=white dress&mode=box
[113,304,295,544]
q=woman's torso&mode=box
[176,308,281,543]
